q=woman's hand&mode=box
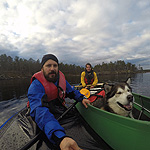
[90,85,94,89]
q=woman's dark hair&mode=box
[85,63,92,68]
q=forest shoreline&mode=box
[1,70,150,80]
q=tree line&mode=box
[0,54,40,78]
[94,61,141,75]
[0,54,142,79]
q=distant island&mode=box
[0,54,149,80]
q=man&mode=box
[28,54,90,150]
[81,63,98,89]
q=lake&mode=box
[0,72,150,126]
[1,72,150,102]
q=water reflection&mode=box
[0,78,30,101]
[97,74,135,83]
[131,73,150,96]
[0,73,150,101]
[66,73,136,84]
[65,75,81,84]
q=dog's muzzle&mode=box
[117,94,133,111]
[127,95,133,102]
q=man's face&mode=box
[86,65,91,72]
[41,59,58,82]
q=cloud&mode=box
[0,0,150,69]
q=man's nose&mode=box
[50,65,55,70]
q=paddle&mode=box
[79,87,104,98]
[74,83,104,88]
[20,101,78,150]
[80,88,91,98]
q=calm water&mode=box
[0,72,150,126]
[0,72,150,101]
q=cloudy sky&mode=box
[0,0,150,69]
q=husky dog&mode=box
[91,78,134,117]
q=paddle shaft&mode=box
[57,101,78,120]
[20,101,78,150]
[75,83,103,88]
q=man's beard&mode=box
[43,70,58,83]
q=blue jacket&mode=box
[28,78,83,144]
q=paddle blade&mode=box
[80,88,90,98]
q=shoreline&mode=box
[1,70,150,80]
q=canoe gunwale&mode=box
[76,92,150,150]
[134,101,150,113]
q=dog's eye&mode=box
[117,92,122,94]
[127,89,131,92]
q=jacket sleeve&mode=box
[65,80,84,102]
[28,79,66,144]
[81,71,86,87]
[92,72,98,87]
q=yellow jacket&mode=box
[81,71,98,87]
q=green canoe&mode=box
[76,92,150,150]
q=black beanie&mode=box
[41,54,59,67]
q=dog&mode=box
[90,78,134,117]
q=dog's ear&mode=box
[103,84,112,94]
[126,77,131,85]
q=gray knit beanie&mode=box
[41,54,59,68]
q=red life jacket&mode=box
[84,70,94,85]
[31,70,66,104]
[88,90,105,103]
